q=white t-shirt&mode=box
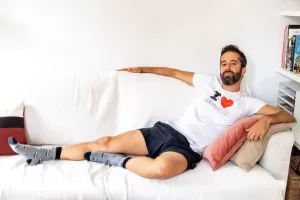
[166,73,266,154]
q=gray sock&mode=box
[8,137,61,166]
[84,151,131,168]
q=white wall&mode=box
[0,0,300,105]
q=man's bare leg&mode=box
[9,131,190,179]
[8,130,148,165]
[124,152,188,179]
[84,150,188,179]
[60,130,148,160]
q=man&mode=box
[8,45,296,180]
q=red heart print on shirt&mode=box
[221,96,234,108]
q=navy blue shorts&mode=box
[139,121,202,170]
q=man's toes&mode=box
[8,137,18,145]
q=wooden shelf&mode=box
[280,11,300,17]
[277,68,300,83]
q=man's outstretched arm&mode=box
[117,67,195,86]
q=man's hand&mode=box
[246,104,297,141]
[117,67,143,73]
[246,117,271,141]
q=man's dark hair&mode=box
[221,45,247,68]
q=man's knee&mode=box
[94,136,113,151]
[148,161,174,180]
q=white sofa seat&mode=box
[0,154,108,200]
[105,160,286,200]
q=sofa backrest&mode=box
[24,71,196,145]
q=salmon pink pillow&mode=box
[203,117,258,171]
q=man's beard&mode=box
[220,69,242,85]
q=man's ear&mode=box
[241,67,246,75]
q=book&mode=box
[290,35,297,71]
[281,26,288,68]
[285,25,300,71]
[293,35,300,73]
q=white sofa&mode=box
[0,71,295,200]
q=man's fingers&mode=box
[116,68,128,71]
[246,131,250,140]
[250,134,254,141]
[247,132,263,141]
[247,131,257,141]
[251,133,256,141]
[117,67,141,73]
[117,67,134,71]
[259,133,265,140]
[247,132,252,140]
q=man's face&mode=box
[220,52,244,86]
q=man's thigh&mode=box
[95,130,149,156]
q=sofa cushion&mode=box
[0,149,108,200]
[104,161,285,200]
[0,102,26,155]
[202,117,258,171]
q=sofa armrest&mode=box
[259,131,294,182]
